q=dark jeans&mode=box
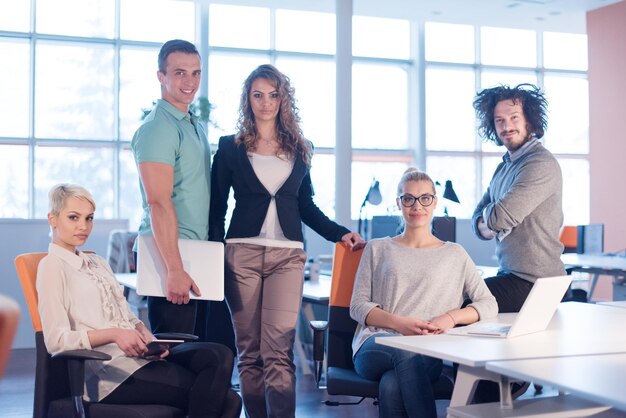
[354,334,442,418]
[102,342,235,417]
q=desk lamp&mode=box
[438,180,460,216]
[358,178,382,239]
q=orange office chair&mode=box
[15,252,187,418]
[0,293,20,380]
[310,243,454,407]
[559,225,578,254]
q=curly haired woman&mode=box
[209,64,364,418]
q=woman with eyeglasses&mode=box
[350,167,497,418]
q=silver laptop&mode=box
[447,275,572,338]
[136,235,224,301]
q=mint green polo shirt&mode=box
[132,99,211,241]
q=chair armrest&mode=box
[309,320,328,362]
[310,320,328,332]
[153,332,199,341]
[52,349,112,361]
[52,349,112,397]
[310,320,328,388]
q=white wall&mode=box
[0,219,128,348]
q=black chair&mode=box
[560,224,607,301]
[16,252,241,418]
[310,243,454,407]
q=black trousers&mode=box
[484,272,534,313]
[147,295,199,335]
[102,342,234,417]
[472,272,534,403]
[136,248,236,353]
[147,294,236,356]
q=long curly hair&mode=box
[236,64,312,166]
[473,83,548,145]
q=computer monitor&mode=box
[432,216,456,243]
[371,216,402,239]
[577,224,604,254]
[370,215,456,243]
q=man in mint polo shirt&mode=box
[132,39,212,337]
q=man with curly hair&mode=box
[472,83,566,313]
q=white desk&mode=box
[116,272,137,290]
[114,273,148,323]
[561,253,626,300]
[487,354,626,413]
[302,274,332,303]
[477,265,499,278]
[115,273,332,303]
[561,254,626,272]
[376,302,626,415]
[447,395,623,417]
[598,300,626,309]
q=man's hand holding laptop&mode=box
[166,268,201,305]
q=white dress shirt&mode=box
[37,243,150,401]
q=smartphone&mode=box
[143,339,184,357]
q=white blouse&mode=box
[227,153,303,249]
[37,243,150,402]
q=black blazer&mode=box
[208,135,350,244]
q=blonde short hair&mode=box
[48,184,96,216]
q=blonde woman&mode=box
[350,168,497,418]
[38,184,240,417]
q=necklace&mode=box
[259,136,277,147]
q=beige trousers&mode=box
[225,243,306,418]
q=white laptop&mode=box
[136,235,224,301]
[447,275,572,338]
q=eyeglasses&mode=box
[398,193,436,207]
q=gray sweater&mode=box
[350,238,498,355]
[472,139,566,283]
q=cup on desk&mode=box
[305,258,320,282]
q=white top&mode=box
[37,243,150,401]
[227,153,303,249]
[350,238,498,355]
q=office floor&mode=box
[0,348,381,418]
[0,348,556,418]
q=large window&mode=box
[0,1,590,228]
[206,4,411,219]
[424,22,589,224]
[0,0,195,228]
